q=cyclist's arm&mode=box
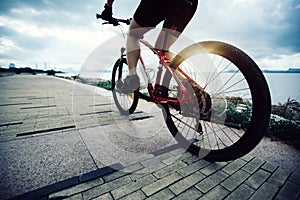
[101,0,114,20]
[105,0,114,7]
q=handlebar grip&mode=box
[96,13,131,26]
[119,19,131,25]
[96,13,102,19]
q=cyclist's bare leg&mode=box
[126,18,150,75]
[155,30,186,80]
[155,30,177,59]
[127,20,184,79]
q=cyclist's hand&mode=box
[101,4,113,21]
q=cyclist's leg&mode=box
[155,0,198,59]
[127,0,166,75]
[158,0,198,78]
[126,19,150,75]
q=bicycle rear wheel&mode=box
[162,41,271,161]
[112,58,138,115]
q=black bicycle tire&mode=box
[162,41,271,161]
[112,58,139,115]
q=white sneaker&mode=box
[116,74,140,93]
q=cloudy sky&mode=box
[0,0,299,72]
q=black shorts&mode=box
[133,0,198,34]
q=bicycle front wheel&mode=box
[112,58,138,115]
[162,41,271,161]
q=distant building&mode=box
[9,63,15,68]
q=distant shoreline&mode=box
[208,68,300,74]
[263,68,300,73]
[262,70,300,73]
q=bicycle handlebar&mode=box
[96,13,131,26]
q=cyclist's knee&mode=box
[128,18,150,39]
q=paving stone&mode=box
[63,193,83,200]
[249,182,279,200]
[93,193,113,200]
[222,159,247,175]
[261,162,278,173]
[169,171,205,195]
[153,161,187,179]
[245,169,271,189]
[288,172,300,185]
[169,148,187,156]
[221,170,251,191]
[172,187,202,200]
[130,162,166,179]
[140,153,172,167]
[198,185,230,200]
[182,155,202,165]
[224,183,255,200]
[82,176,132,200]
[103,162,144,182]
[161,155,180,166]
[111,174,156,199]
[118,190,146,200]
[267,168,291,187]
[275,181,300,200]
[79,166,120,183]
[177,159,211,177]
[242,158,265,174]
[142,172,182,196]
[200,162,228,176]
[196,170,229,193]
[49,177,104,199]
[147,188,175,200]
[240,154,254,162]
[120,154,154,167]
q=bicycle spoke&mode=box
[204,122,221,149]
[201,122,212,149]
[215,124,236,145]
[205,62,233,89]
[205,57,224,88]
[215,70,240,94]
[221,77,246,93]
[211,122,229,148]
[170,113,198,133]
[218,87,250,95]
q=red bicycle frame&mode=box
[137,38,200,109]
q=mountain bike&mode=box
[96,14,271,162]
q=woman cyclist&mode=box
[101,0,198,93]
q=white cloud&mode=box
[11,7,45,16]
[259,53,300,70]
[0,37,18,54]
[0,16,49,38]
[0,13,120,70]
[186,0,300,70]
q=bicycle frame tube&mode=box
[139,39,203,89]
[138,39,198,107]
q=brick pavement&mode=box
[0,75,299,200]
[27,147,300,200]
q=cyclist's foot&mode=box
[117,74,140,93]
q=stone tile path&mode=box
[0,75,299,200]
